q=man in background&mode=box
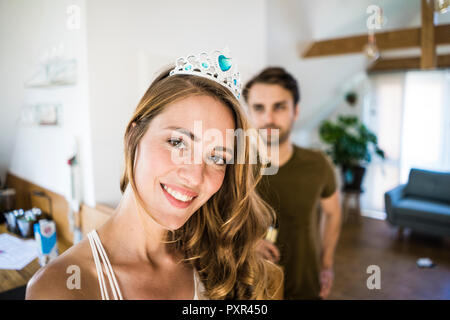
[243,67,342,299]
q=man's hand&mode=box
[255,239,280,263]
[319,267,334,299]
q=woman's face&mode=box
[134,94,236,230]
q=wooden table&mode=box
[0,223,71,294]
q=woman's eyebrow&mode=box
[165,126,199,142]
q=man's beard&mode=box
[261,125,292,147]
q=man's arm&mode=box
[318,190,342,298]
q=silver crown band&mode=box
[169,50,242,99]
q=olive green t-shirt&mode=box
[258,145,337,299]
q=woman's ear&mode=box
[132,122,136,128]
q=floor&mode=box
[1,217,449,300]
[329,215,450,300]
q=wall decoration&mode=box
[37,103,61,126]
[18,103,61,126]
[24,44,77,88]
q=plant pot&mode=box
[341,165,366,192]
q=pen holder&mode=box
[4,211,19,233]
[17,217,35,238]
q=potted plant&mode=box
[319,115,385,192]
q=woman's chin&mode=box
[159,215,191,231]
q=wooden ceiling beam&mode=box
[302,24,450,58]
[368,54,450,72]
[421,0,437,69]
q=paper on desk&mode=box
[0,233,38,270]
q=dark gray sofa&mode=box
[385,168,450,237]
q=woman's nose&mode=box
[177,162,205,188]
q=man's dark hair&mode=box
[242,67,300,106]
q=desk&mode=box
[0,223,71,294]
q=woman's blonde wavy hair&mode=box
[120,67,283,299]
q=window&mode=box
[361,70,450,214]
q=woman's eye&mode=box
[209,155,226,166]
[168,138,187,149]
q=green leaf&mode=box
[318,115,386,166]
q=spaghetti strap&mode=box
[87,229,206,300]
[87,230,123,300]
[193,268,207,300]
[193,269,198,300]
[87,232,108,300]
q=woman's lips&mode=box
[161,182,198,197]
[160,183,196,209]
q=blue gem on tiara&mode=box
[218,55,232,71]
[169,49,242,99]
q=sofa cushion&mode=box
[395,197,450,225]
[404,169,450,204]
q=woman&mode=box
[26,50,283,300]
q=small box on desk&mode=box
[34,219,59,266]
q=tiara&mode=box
[169,49,242,99]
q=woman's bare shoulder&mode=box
[26,237,99,300]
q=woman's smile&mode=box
[160,182,198,209]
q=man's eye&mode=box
[168,138,187,149]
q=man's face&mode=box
[247,83,299,145]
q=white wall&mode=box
[1,0,95,205]
[1,0,268,209]
[265,0,425,147]
[0,0,28,185]
[85,0,269,206]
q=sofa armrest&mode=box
[384,184,406,224]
